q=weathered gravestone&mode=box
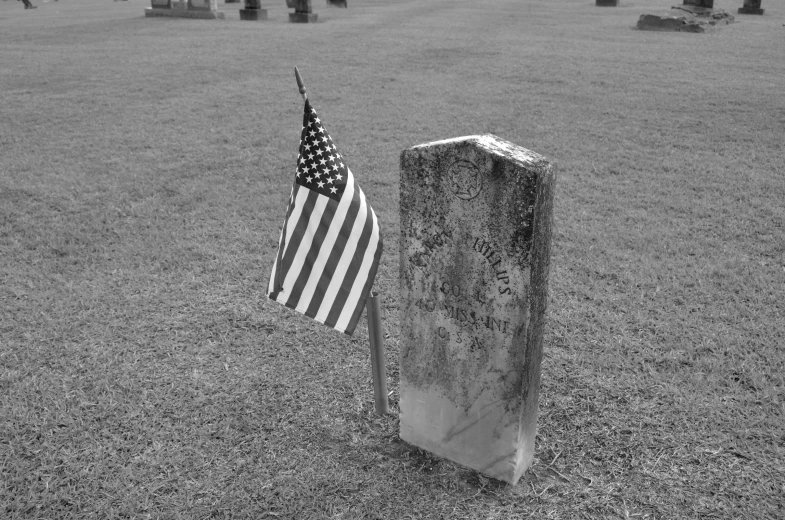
[399,135,555,485]
[738,0,764,14]
[596,0,619,7]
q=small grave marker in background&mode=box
[240,0,267,20]
[596,0,619,7]
[738,0,764,14]
[399,135,555,485]
[289,0,317,22]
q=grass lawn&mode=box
[1,0,784,518]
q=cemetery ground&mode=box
[1,0,783,517]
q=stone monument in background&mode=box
[738,0,764,15]
[240,0,267,20]
[399,135,555,485]
[288,0,317,22]
[145,0,224,18]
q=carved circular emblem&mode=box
[448,160,482,200]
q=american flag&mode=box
[267,99,383,336]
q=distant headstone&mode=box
[326,0,346,7]
[289,0,317,22]
[145,0,224,18]
[596,0,619,6]
[399,135,555,485]
[738,0,763,14]
[240,0,267,20]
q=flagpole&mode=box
[274,66,309,293]
[366,291,390,415]
[294,66,308,102]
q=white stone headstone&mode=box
[399,134,555,485]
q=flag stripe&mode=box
[268,185,312,299]
[303,190,361,318]
[313,179,370,326]
[296,173,358,313]
[285,192,342,308]
[276,189,321,288]
[268,184,300,296]
[334,202,381,333]
[279,195,329,301]
[324,189,376,330]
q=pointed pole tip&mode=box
[294,67,307,101]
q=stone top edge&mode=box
[407,134,551,167]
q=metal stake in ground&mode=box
[366,292,390,415]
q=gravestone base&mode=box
[145,7,225,17]
[289,11,317,21]
[637,5,733,32]
[399,135,555,485]
[596,0,619,6]
[240,8,267,18]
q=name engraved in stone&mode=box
[409,227,452,271]
[472,237,511,295]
